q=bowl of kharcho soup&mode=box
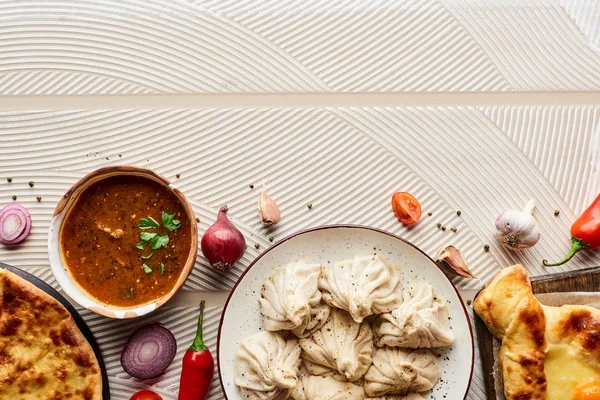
[48,166,198,318]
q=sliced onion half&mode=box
[0,204,32,245]
[121,323,177,380]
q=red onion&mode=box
[0,204,32,245]
[201,205,246,271]
[121,323,177,380]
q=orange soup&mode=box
[60,175,192,307]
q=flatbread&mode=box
[474,264,600,400]
[0,269,102,400]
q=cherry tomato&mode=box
[391,192,422,226]
[130,390,163,400]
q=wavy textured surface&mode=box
[216,0,511,92]
[441,0,600,91]
[0,107,598,399]
[0,0,328,94]
[559,0,600,51]
[479,106,600,214]
[0,0,599,94]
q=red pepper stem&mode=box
[189,300,208,352]
[543,237,589,266]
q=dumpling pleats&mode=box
[319,255,402,323]
[374,282,455,348]
[260,262,329,338]
[366,394,426,400]
[364,347,440,397]
[290,374,364,400]
[234,331,301,400]
[299,308,373,381]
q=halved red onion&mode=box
[0,204,32,245]
[121,323,177,380]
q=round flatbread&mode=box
[0,269,102,400]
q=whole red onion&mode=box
[201,205,246,271]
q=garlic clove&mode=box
[258,189,280,227]
[435,245,475,279]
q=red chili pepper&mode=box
[543,194,600,266]
[178,301,214,400]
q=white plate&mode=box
[217,225,473,399]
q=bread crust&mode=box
[0,269,102,400]
[499,295,547,400]
[474,265,547,400]
[473,264,533,339]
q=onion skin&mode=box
[120,323,177,380]
[0,204,32,245]
[201,206,246,271]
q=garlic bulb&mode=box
[494,200,540,250]
[258,189,280,226]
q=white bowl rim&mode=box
[216,224,474,399]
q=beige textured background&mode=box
[1,1,600,399]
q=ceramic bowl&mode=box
[48,166,198,319]
[217,225,473,399]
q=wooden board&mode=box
[474,266,600,400]
[0,262,110,400]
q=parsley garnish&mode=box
[138,232,169,250]
[150,234,169,250]
[137,212,181,264]
[138,217,160,229]
[162,212,181,231]
[140,232,157,242]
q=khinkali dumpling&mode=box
[234,331,301,400]
[301,358,344,381]
[367,395,425,400]
[260,262,330,338]
[374,282,455,348]
[364,348,440,397]
[299,308,373,381]
[291,373,364,400]
[319,255,402,323]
